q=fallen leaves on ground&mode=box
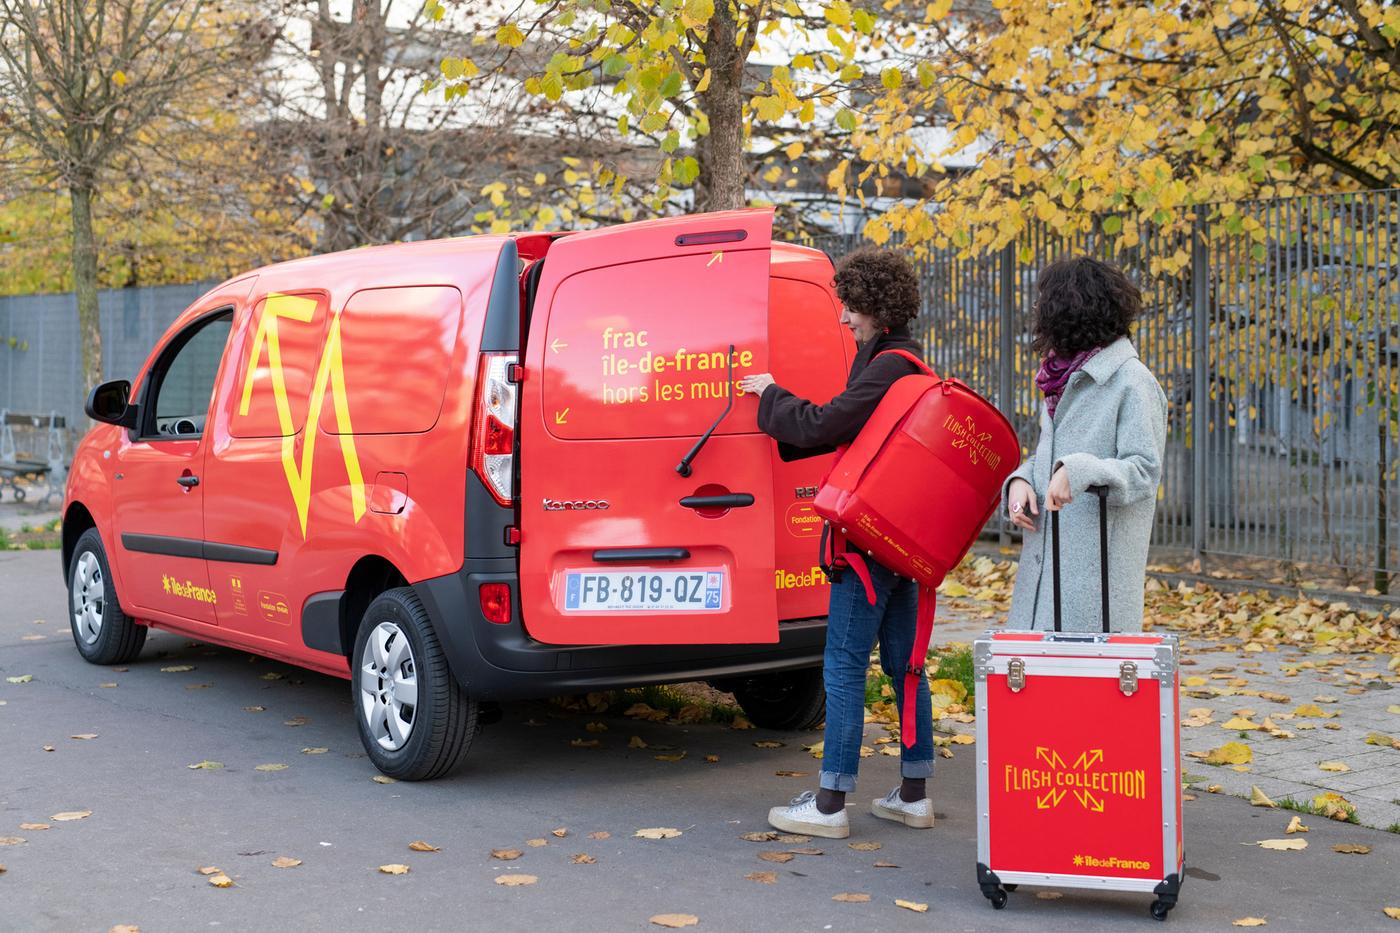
[874,860,899,868]
[494,874,536,886]
[1365,732,1400,749]
[242,706,265,713]
[1285,816,1309,834]
[19,823,48,831]
[848,841,881,851]
[408,841,440,852]
[587,831,610,840]
[758,852,795,863]
[785,847,823,856]
[187,761,223,770]
[1292,704,1335,719]
[525,839,548,848]
[0,837,24,846]
[1255,838,1307,851]
[378,864,410,875]
[70,734,98,740]
[654,752,686,762]
[1037,891,1064,900]
[1249,787,1276,808]
[1319,761,1350,773]
[624,703,669,722]
[371,775,396,784]
[1192,742,1253,766]
[197,866,221,875]
[752,741,784,749]
[271,857,301,868]
[51,811,91,822]
[628,736,649,749]
[802,740,824,759]
[160,666,193,673]
[301,747,328,755]
[704,754,720,763]
[1313,792,1357,821]
[649,915,698,929]
[634,828,682,840]
[895,899,929,913]
[730,715,754,730]
[260,672,283,681]
[283,716,309,727]
[585,721,607,733]
[740,832,777,842]
[746,871,777,884]
[1233,919,1268,927]
[550,828,568,838]
[6,675,33,684]
[109,926,138,932]
[1333,844,1371,854]
[491,849,523,860]
[570,738,601,749]
[1383,907,1400,920]
[254,763,288,772]
[774,770,807,777]
[1221,717,1261,731]
[207,873,234,888]
[833,893,871,902]
[569,853,596,864]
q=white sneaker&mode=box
[767,790,850,839]
[871,788,935,828]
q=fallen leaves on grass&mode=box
[634,828,682,840]
[272,857,301,868]
[494,874,536,886]
[649,915,697,929]
[378,864,410,875]
[408,841,440,852]
[833,893,871,902]
[746,871,777,884]
[1313,792,1357,822]
[895,899,929,913]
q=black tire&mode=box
[351,587,478,781]
[66,527,147,665]
[989,890,1008,910]
[730,667,826,731]
[1150,900,1171,921]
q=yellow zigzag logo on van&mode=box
[238,293,366,538]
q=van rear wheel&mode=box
[729,667,825,731]
[352,587,478,780]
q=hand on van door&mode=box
[738,373,775,396]
[1007,478,1039,531]
[1044,467,1073,512]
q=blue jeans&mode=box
[819,559,935,792]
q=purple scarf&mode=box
[1036,347,1101,419]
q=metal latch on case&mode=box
[1007,657,1026,693]
[1119,661,1139,696]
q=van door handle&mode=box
[592,547,690,563]
[176,474,200,489]
[679,493,754,509]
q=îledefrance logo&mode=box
[161,574,218,605]
[1003,746,1147,812]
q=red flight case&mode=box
[974,487,1184,921]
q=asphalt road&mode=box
[3,548,1399,933]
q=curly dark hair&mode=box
[1031,256,1142,357]
[832,247,921,331]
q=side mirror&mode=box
[85,380,137,428]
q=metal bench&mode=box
[0,410,68,506]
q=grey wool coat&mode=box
[1003,338,1167,632]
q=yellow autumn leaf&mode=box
[634,827,682,839]
[1319,761,1350,773]
[649,915,698,929]
[1383,907,1400,919]
[271,857,301,868]
[939,580,970,597]
[1202,742,1252,765]
[208,872,234,888]
[408,841,440,852]
[1248,786,1275,807]
[254,763,288,772]
[896,899,930,912]
[1313,792,1357,821]
[1256,838,1307,851]
[1222,717,1260,730]
[1365,732,1399,749]
[495,873,537,886]
[1232,919,1268,927]
[50,810,91,821]
[1284,815,1308,834]
[378,864,410,875]
[833,893,871,902]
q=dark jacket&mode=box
[757,325,923,461]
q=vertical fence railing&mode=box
[807,188,1399,592]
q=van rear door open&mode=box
[519,209,778,645]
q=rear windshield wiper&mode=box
[676,343,735,477]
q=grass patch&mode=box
[0,521,61,550]
[1276,796,1361,824]
[1386,822,1400,834]
[613,685,741,724]
[930,643,976,699]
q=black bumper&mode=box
[412,558,827,701]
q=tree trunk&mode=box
[70,183,104,395]
[695,2,745,212]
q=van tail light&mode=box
[470,352,518,507]
[479,582,512,624]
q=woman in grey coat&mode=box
[1003,257,1167,632]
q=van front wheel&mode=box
[729,667,826,731]
[67,528,147,665]
[352,587,478,780]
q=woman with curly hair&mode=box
[738,247,935,839]
[1004,256,1167,632]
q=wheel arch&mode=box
[62,501,98,579]
[340,555,410,658]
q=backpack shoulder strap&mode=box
[874,348,937,378]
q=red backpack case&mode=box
[814,349,1019,744]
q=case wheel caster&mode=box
[988,889,1008,910]
[1150,899,1171,921]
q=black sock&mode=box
[816,788,846,814]
[899,778,926,803]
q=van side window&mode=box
[146,313,233,438]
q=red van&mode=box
[62,209,853,779]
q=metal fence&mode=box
[812,188,1400,593]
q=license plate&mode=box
[562,570,724,612]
